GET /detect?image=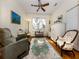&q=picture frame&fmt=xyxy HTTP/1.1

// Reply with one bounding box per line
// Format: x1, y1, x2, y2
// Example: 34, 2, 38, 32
11, 11, 21, 24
